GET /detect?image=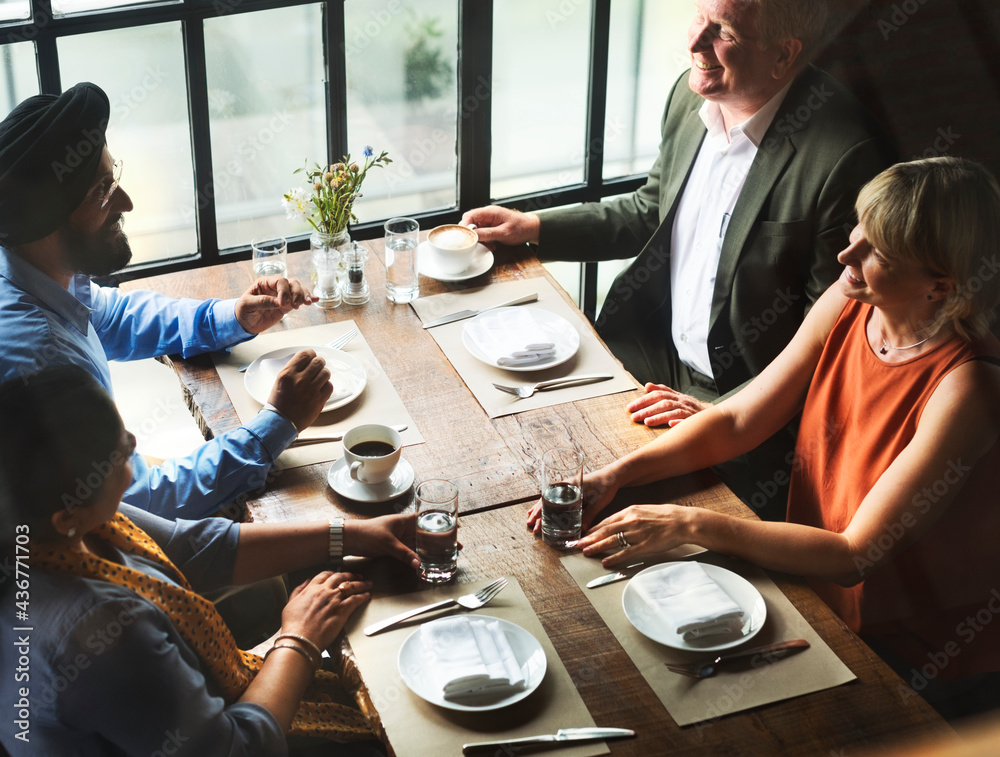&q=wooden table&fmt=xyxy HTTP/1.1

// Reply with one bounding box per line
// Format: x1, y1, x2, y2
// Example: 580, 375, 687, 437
122, 241, 951, 755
